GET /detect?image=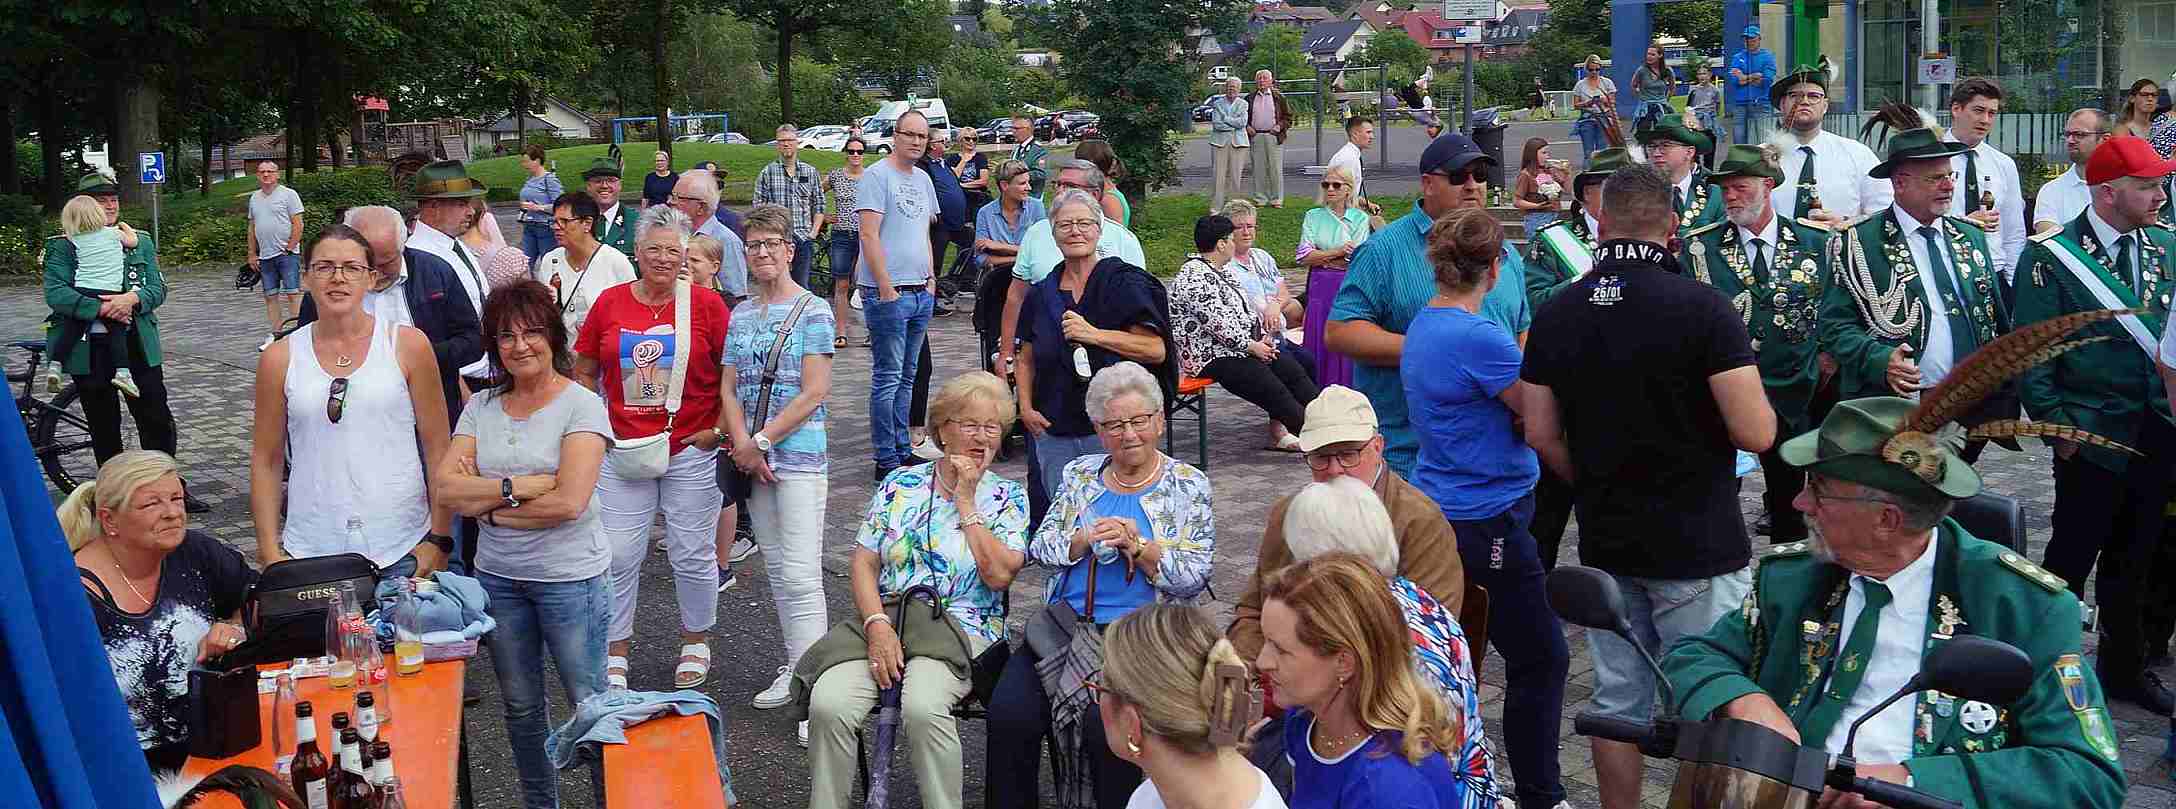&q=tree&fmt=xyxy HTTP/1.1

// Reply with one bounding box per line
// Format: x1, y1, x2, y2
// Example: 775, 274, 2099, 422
1649, 3, 1721, 56
941, 45, 1026, 126
1517, 28, 1603, 91
1243, 25, 1310, 83
837, 0, 953, 99
721, 0, 877, 125
1018, 0, 1250, 194
1354, 29, 1430, 84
